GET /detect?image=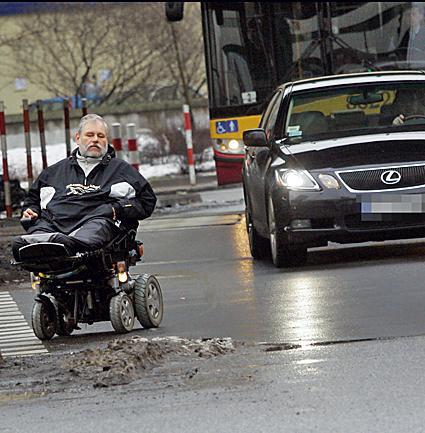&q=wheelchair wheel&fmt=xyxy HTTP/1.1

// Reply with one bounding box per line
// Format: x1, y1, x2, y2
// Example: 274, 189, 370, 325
31, 300, 57, 341
56, 306, 74, 337
134, 274, 163, 328
109, 292, 135, 333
